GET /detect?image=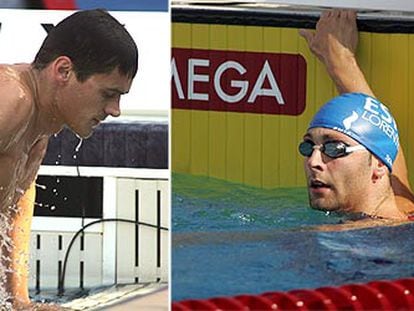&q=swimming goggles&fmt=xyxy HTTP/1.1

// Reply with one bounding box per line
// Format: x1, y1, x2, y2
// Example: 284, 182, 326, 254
298, 141, 366, 158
